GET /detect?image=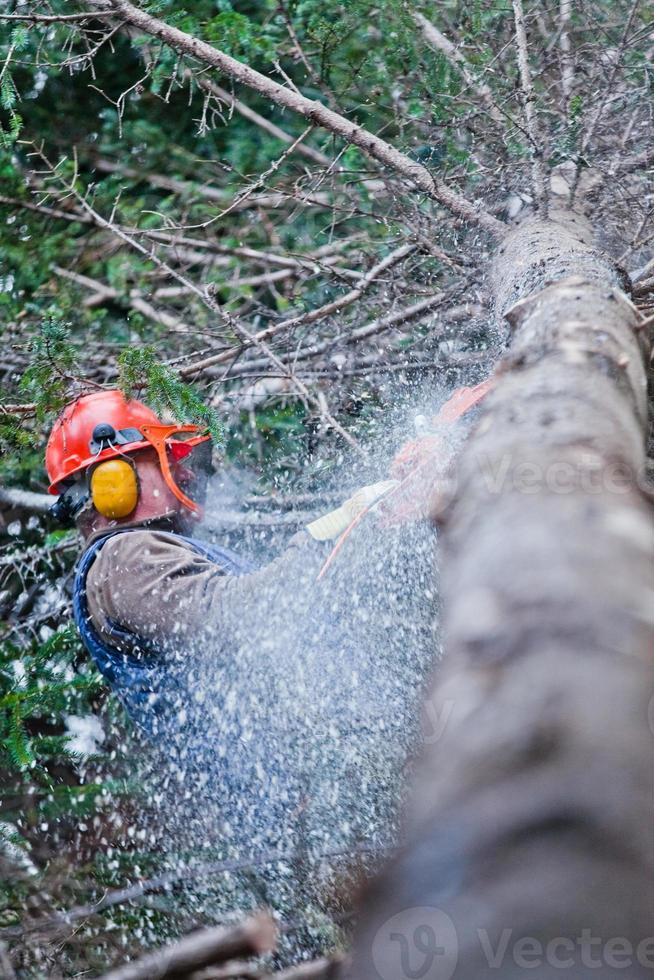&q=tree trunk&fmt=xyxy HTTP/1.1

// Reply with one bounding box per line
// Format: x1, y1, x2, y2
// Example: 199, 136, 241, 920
352, 212, 654, 979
